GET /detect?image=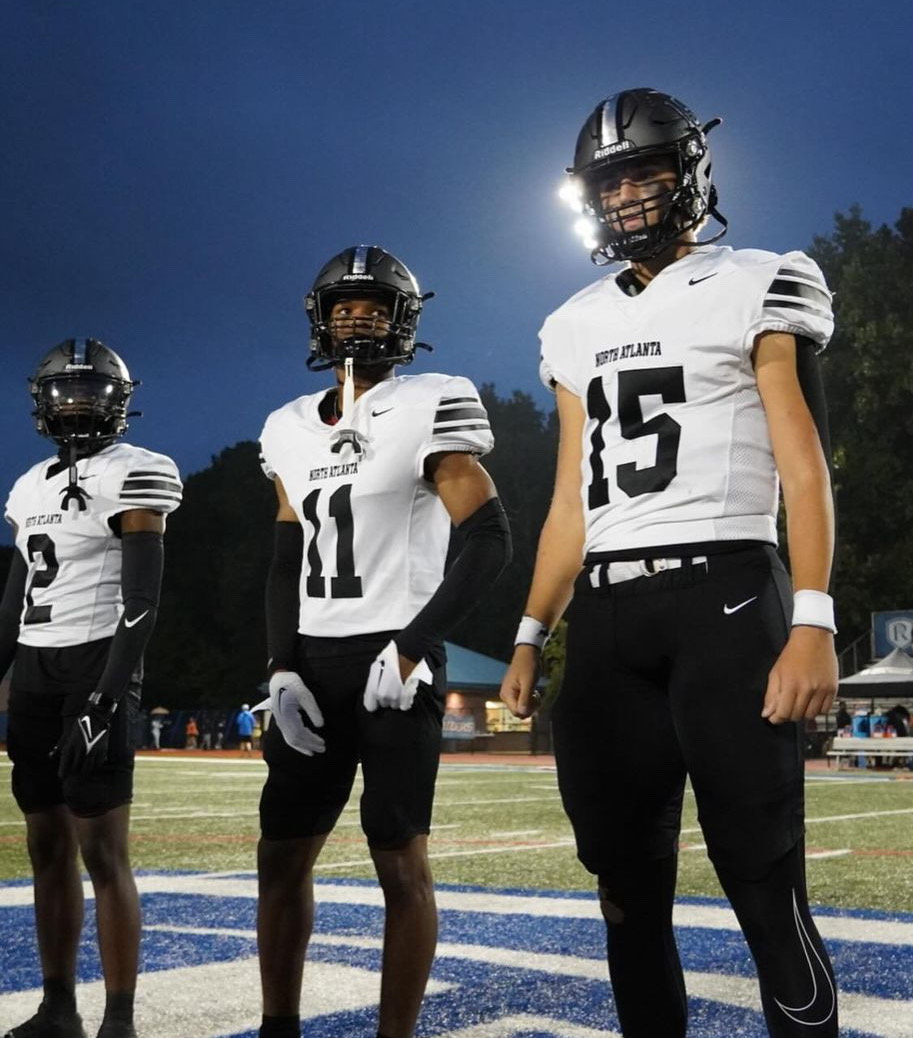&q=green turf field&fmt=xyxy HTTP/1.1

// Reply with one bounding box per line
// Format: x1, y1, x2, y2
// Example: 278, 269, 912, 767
1, 754, 911, 913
